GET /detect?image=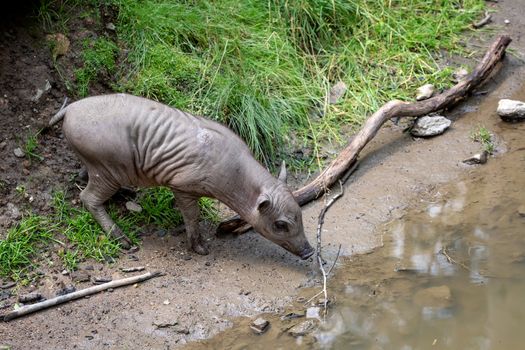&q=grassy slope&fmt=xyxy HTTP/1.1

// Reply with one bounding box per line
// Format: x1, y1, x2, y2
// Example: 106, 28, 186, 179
1, 0, 485, 280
